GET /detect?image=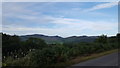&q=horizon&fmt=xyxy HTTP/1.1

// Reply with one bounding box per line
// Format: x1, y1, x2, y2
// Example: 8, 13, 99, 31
2, 2, 118, 37
2, 32, 117, 38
